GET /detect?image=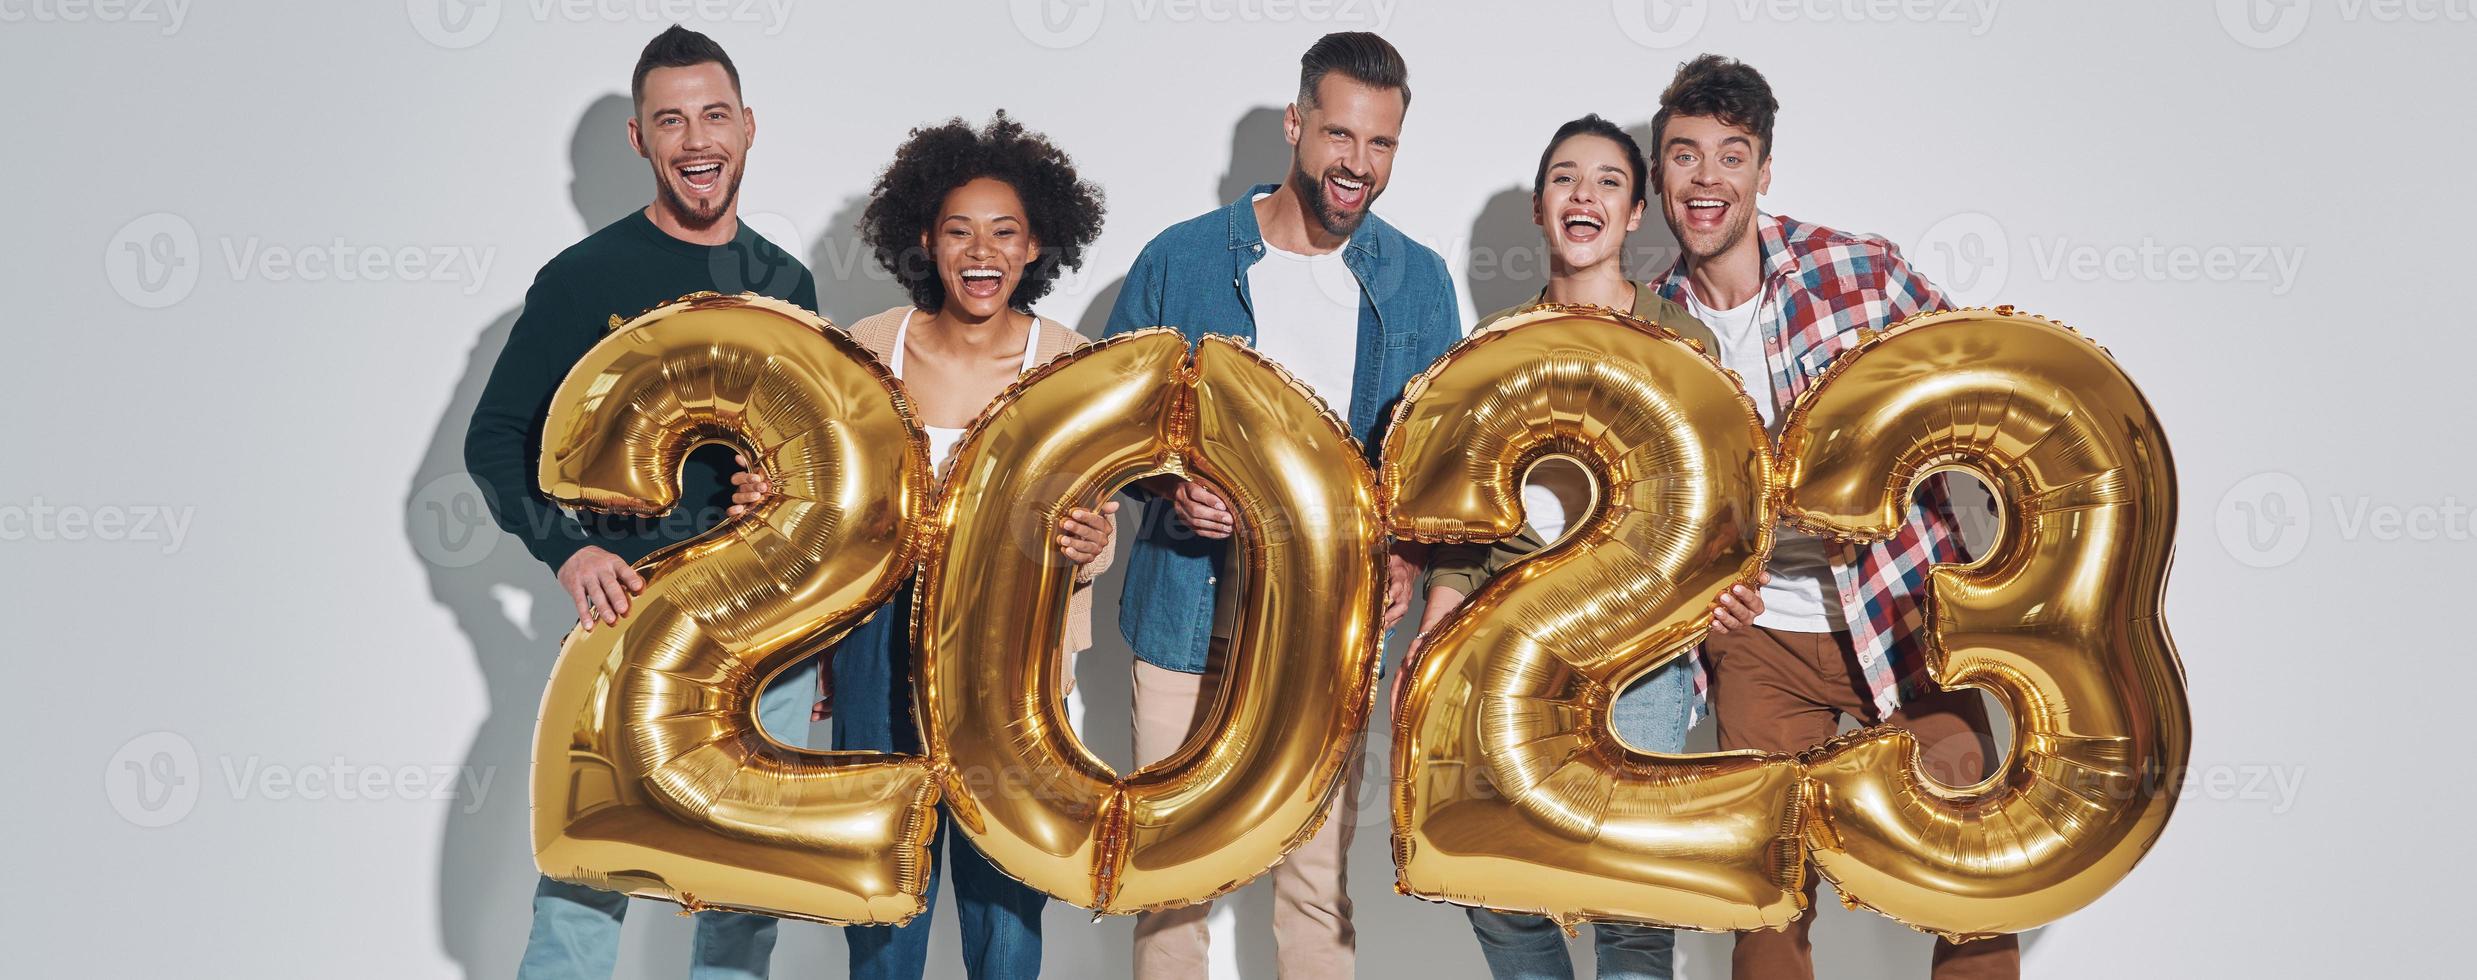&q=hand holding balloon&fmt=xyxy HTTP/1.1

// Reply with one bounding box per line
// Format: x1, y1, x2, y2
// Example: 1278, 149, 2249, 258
1708, 571, 1770, 634
725, 453, 770, 518
1057, 501, 1119, 565
1150, 474, 1236, 538
557, 545, 644, 629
